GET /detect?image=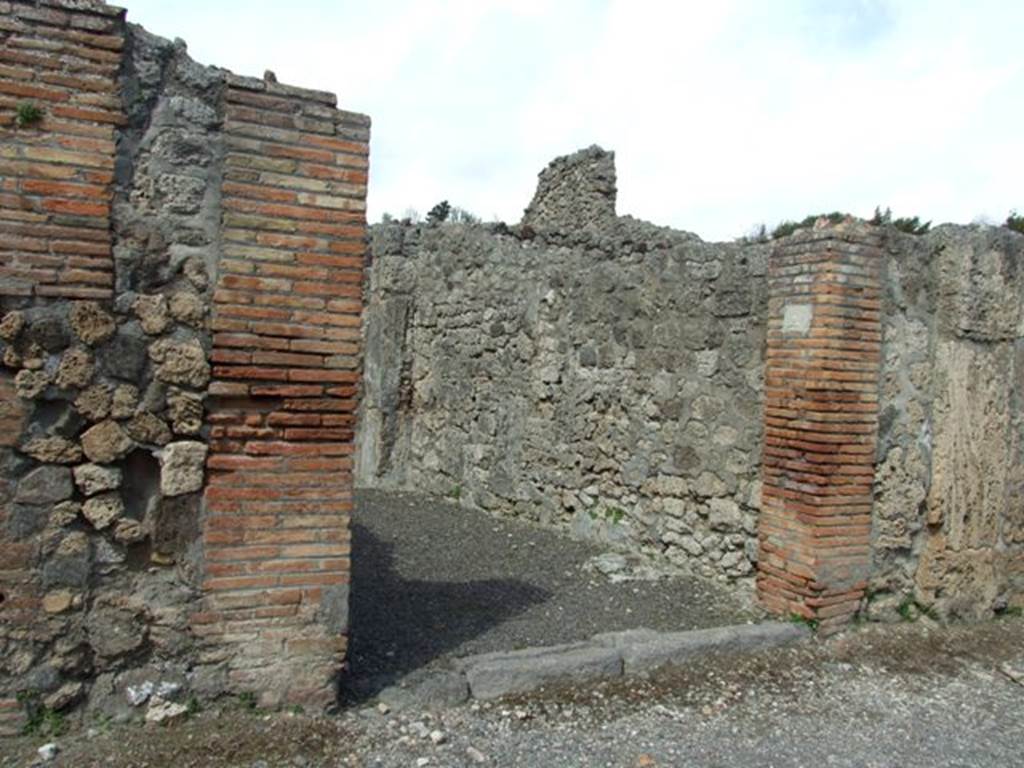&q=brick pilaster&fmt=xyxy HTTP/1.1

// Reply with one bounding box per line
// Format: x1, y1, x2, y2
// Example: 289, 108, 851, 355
196, 75, 369, 707
757, 222, 882, 633
0, 0, 123, 723
0, 0, 123, 302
